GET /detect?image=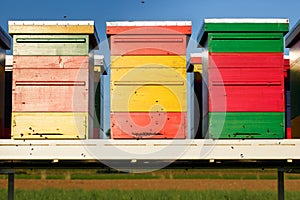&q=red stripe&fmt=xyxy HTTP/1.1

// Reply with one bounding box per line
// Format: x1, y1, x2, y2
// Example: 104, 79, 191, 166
209, 52, 284, 68
111, 112, 186, 139
110, 34, 188, 56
